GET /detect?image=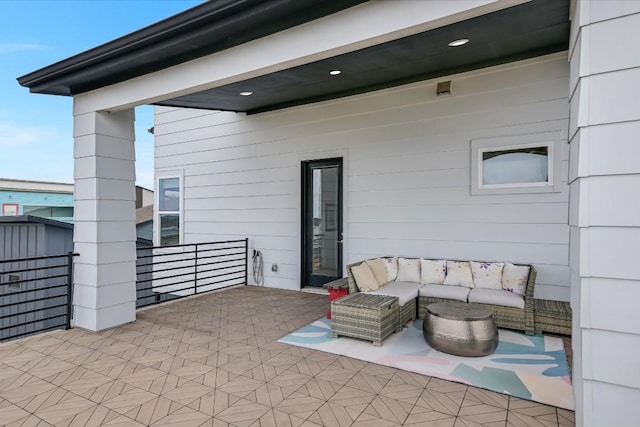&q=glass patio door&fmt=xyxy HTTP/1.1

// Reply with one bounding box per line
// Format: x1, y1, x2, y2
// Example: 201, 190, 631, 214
301, 158, 343, 287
